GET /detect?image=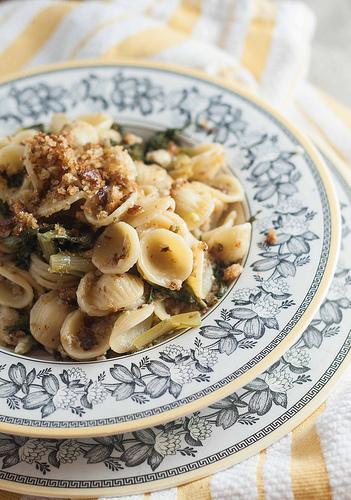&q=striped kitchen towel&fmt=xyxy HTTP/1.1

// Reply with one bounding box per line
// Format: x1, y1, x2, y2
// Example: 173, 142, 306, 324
0, 1, 350, 499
